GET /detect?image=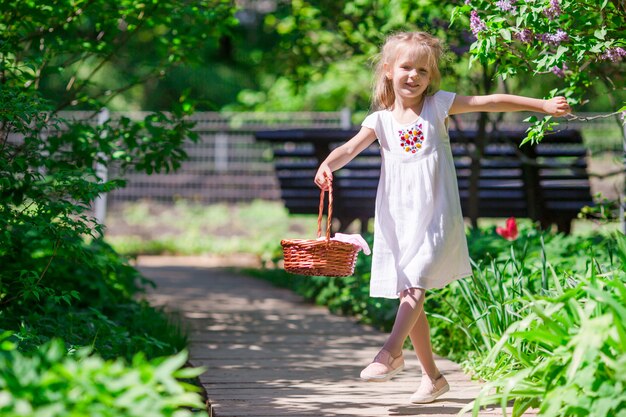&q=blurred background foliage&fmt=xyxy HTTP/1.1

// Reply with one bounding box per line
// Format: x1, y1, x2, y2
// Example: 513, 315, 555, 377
25, 0, 622, 114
